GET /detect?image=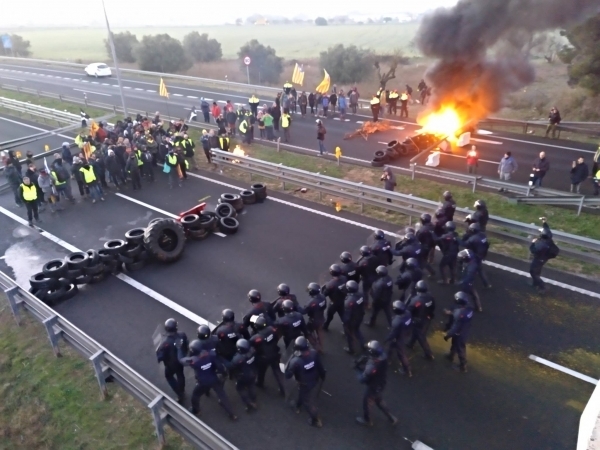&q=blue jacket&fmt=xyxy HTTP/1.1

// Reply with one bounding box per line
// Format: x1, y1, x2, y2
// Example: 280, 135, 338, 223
337, 96, 347, 109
